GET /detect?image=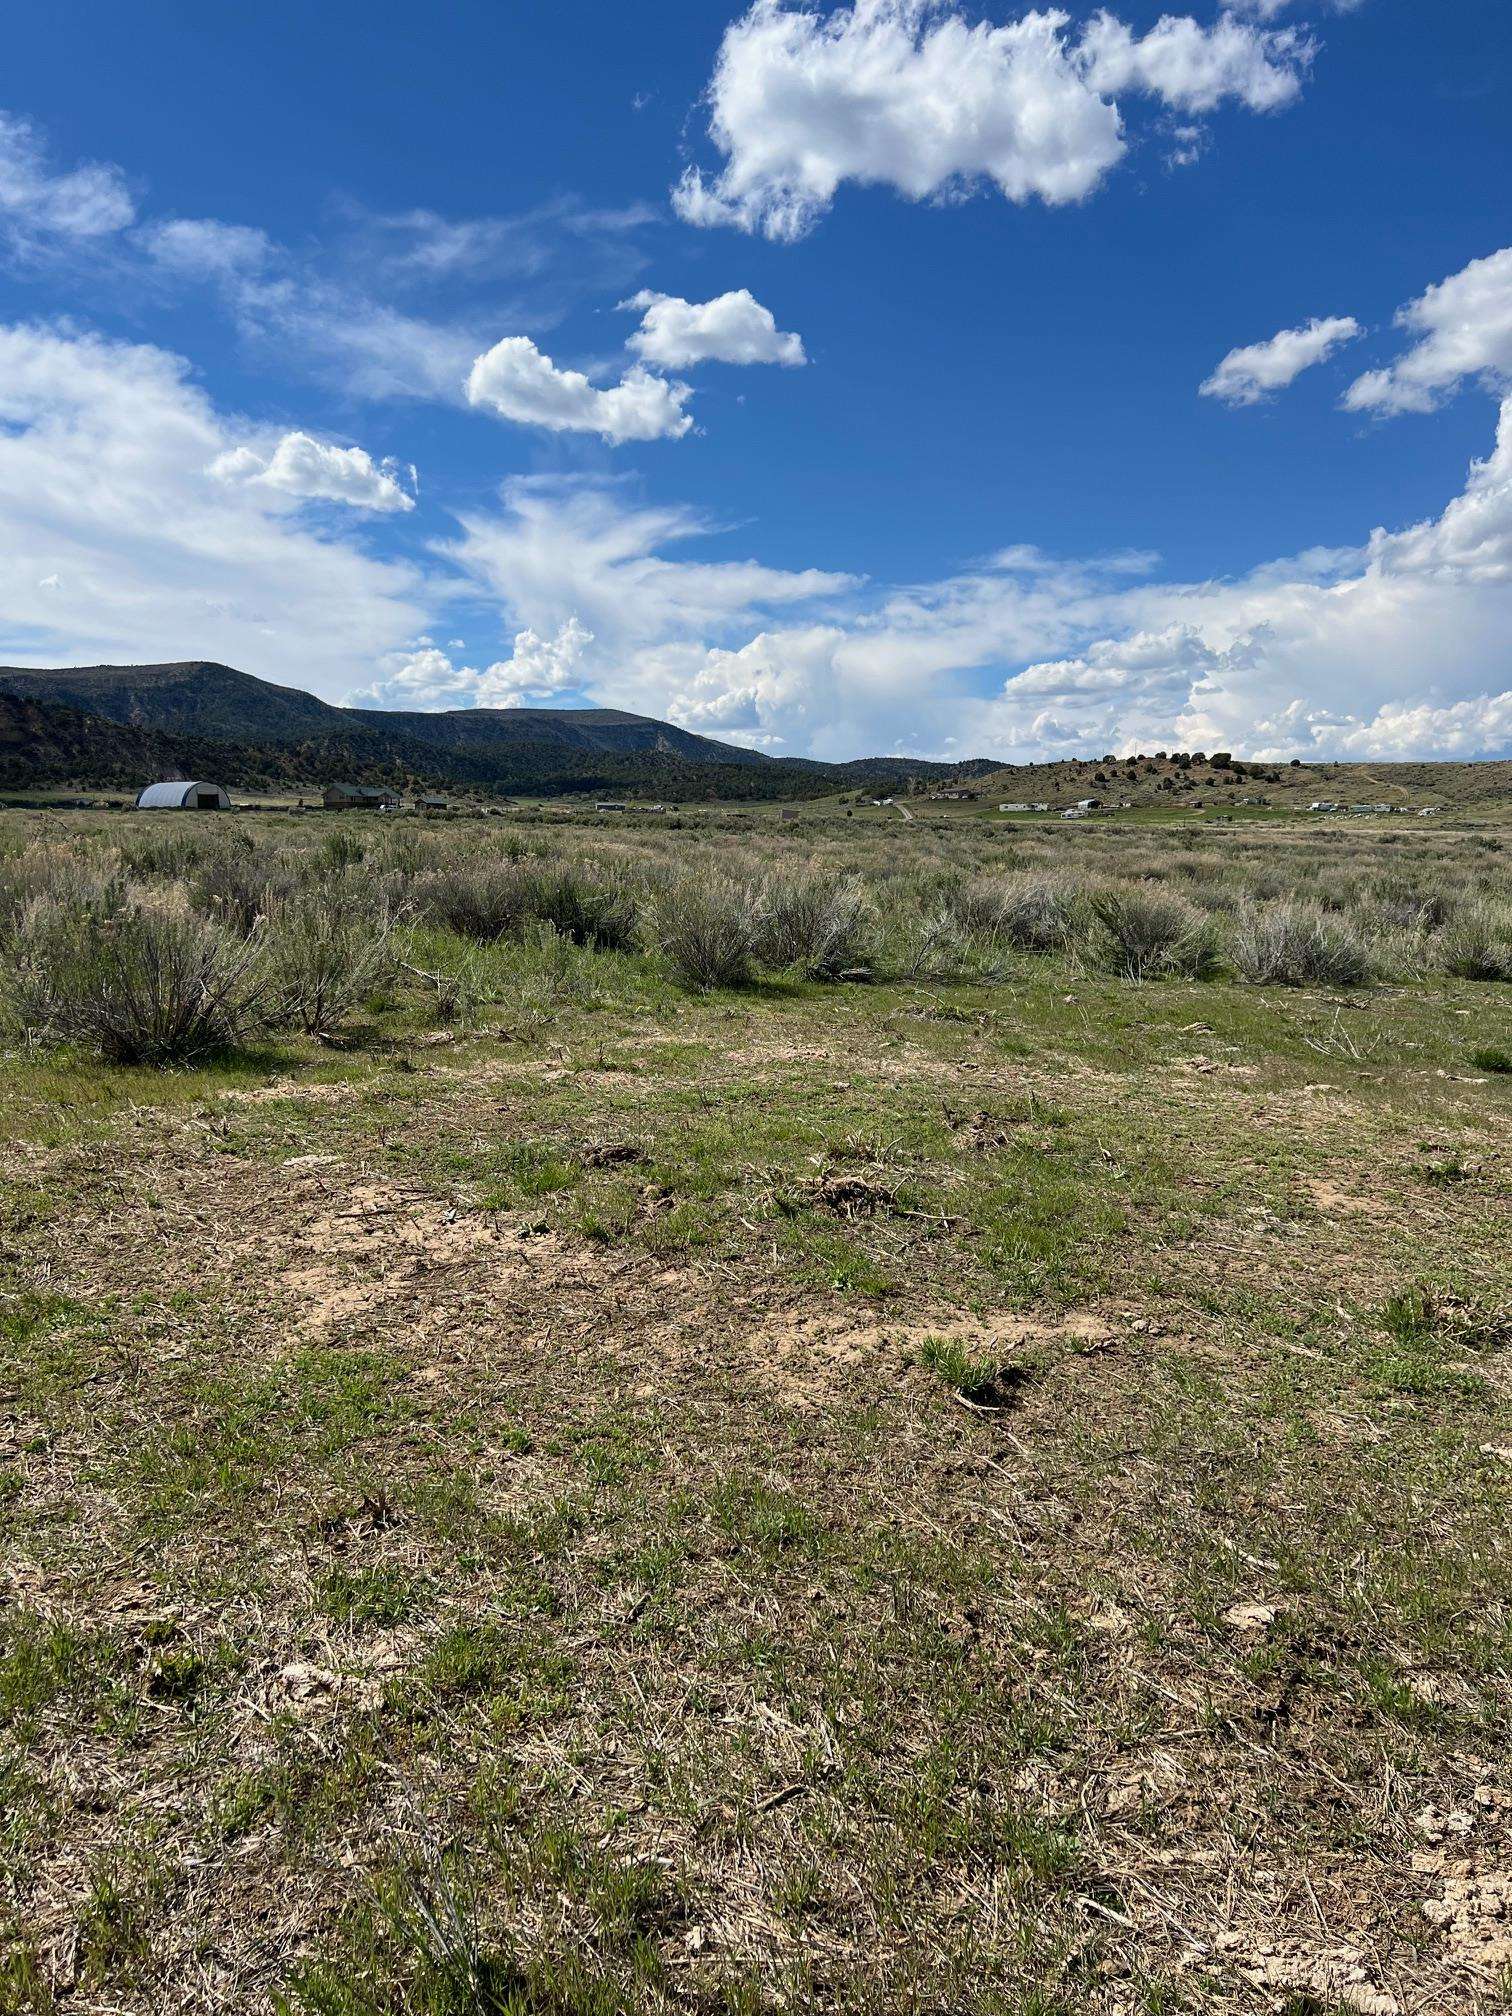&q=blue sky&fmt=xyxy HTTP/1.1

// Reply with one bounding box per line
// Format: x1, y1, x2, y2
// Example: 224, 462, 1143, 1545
1, 0, 1510, 760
